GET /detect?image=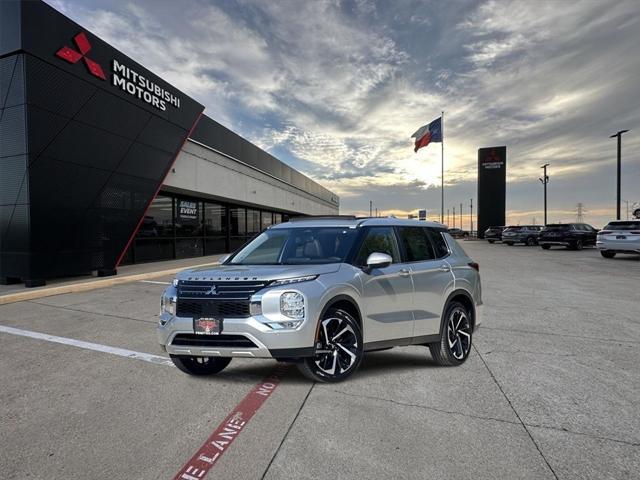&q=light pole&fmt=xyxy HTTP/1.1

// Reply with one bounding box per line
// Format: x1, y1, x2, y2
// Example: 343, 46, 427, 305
453, 206, 456, 228
610, 130, 629, 220
623, 200, 630, 220
470, 199, 473, 234
539, 163, 550, 225
447, 209, 450, 226
369, 200, 373, 217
